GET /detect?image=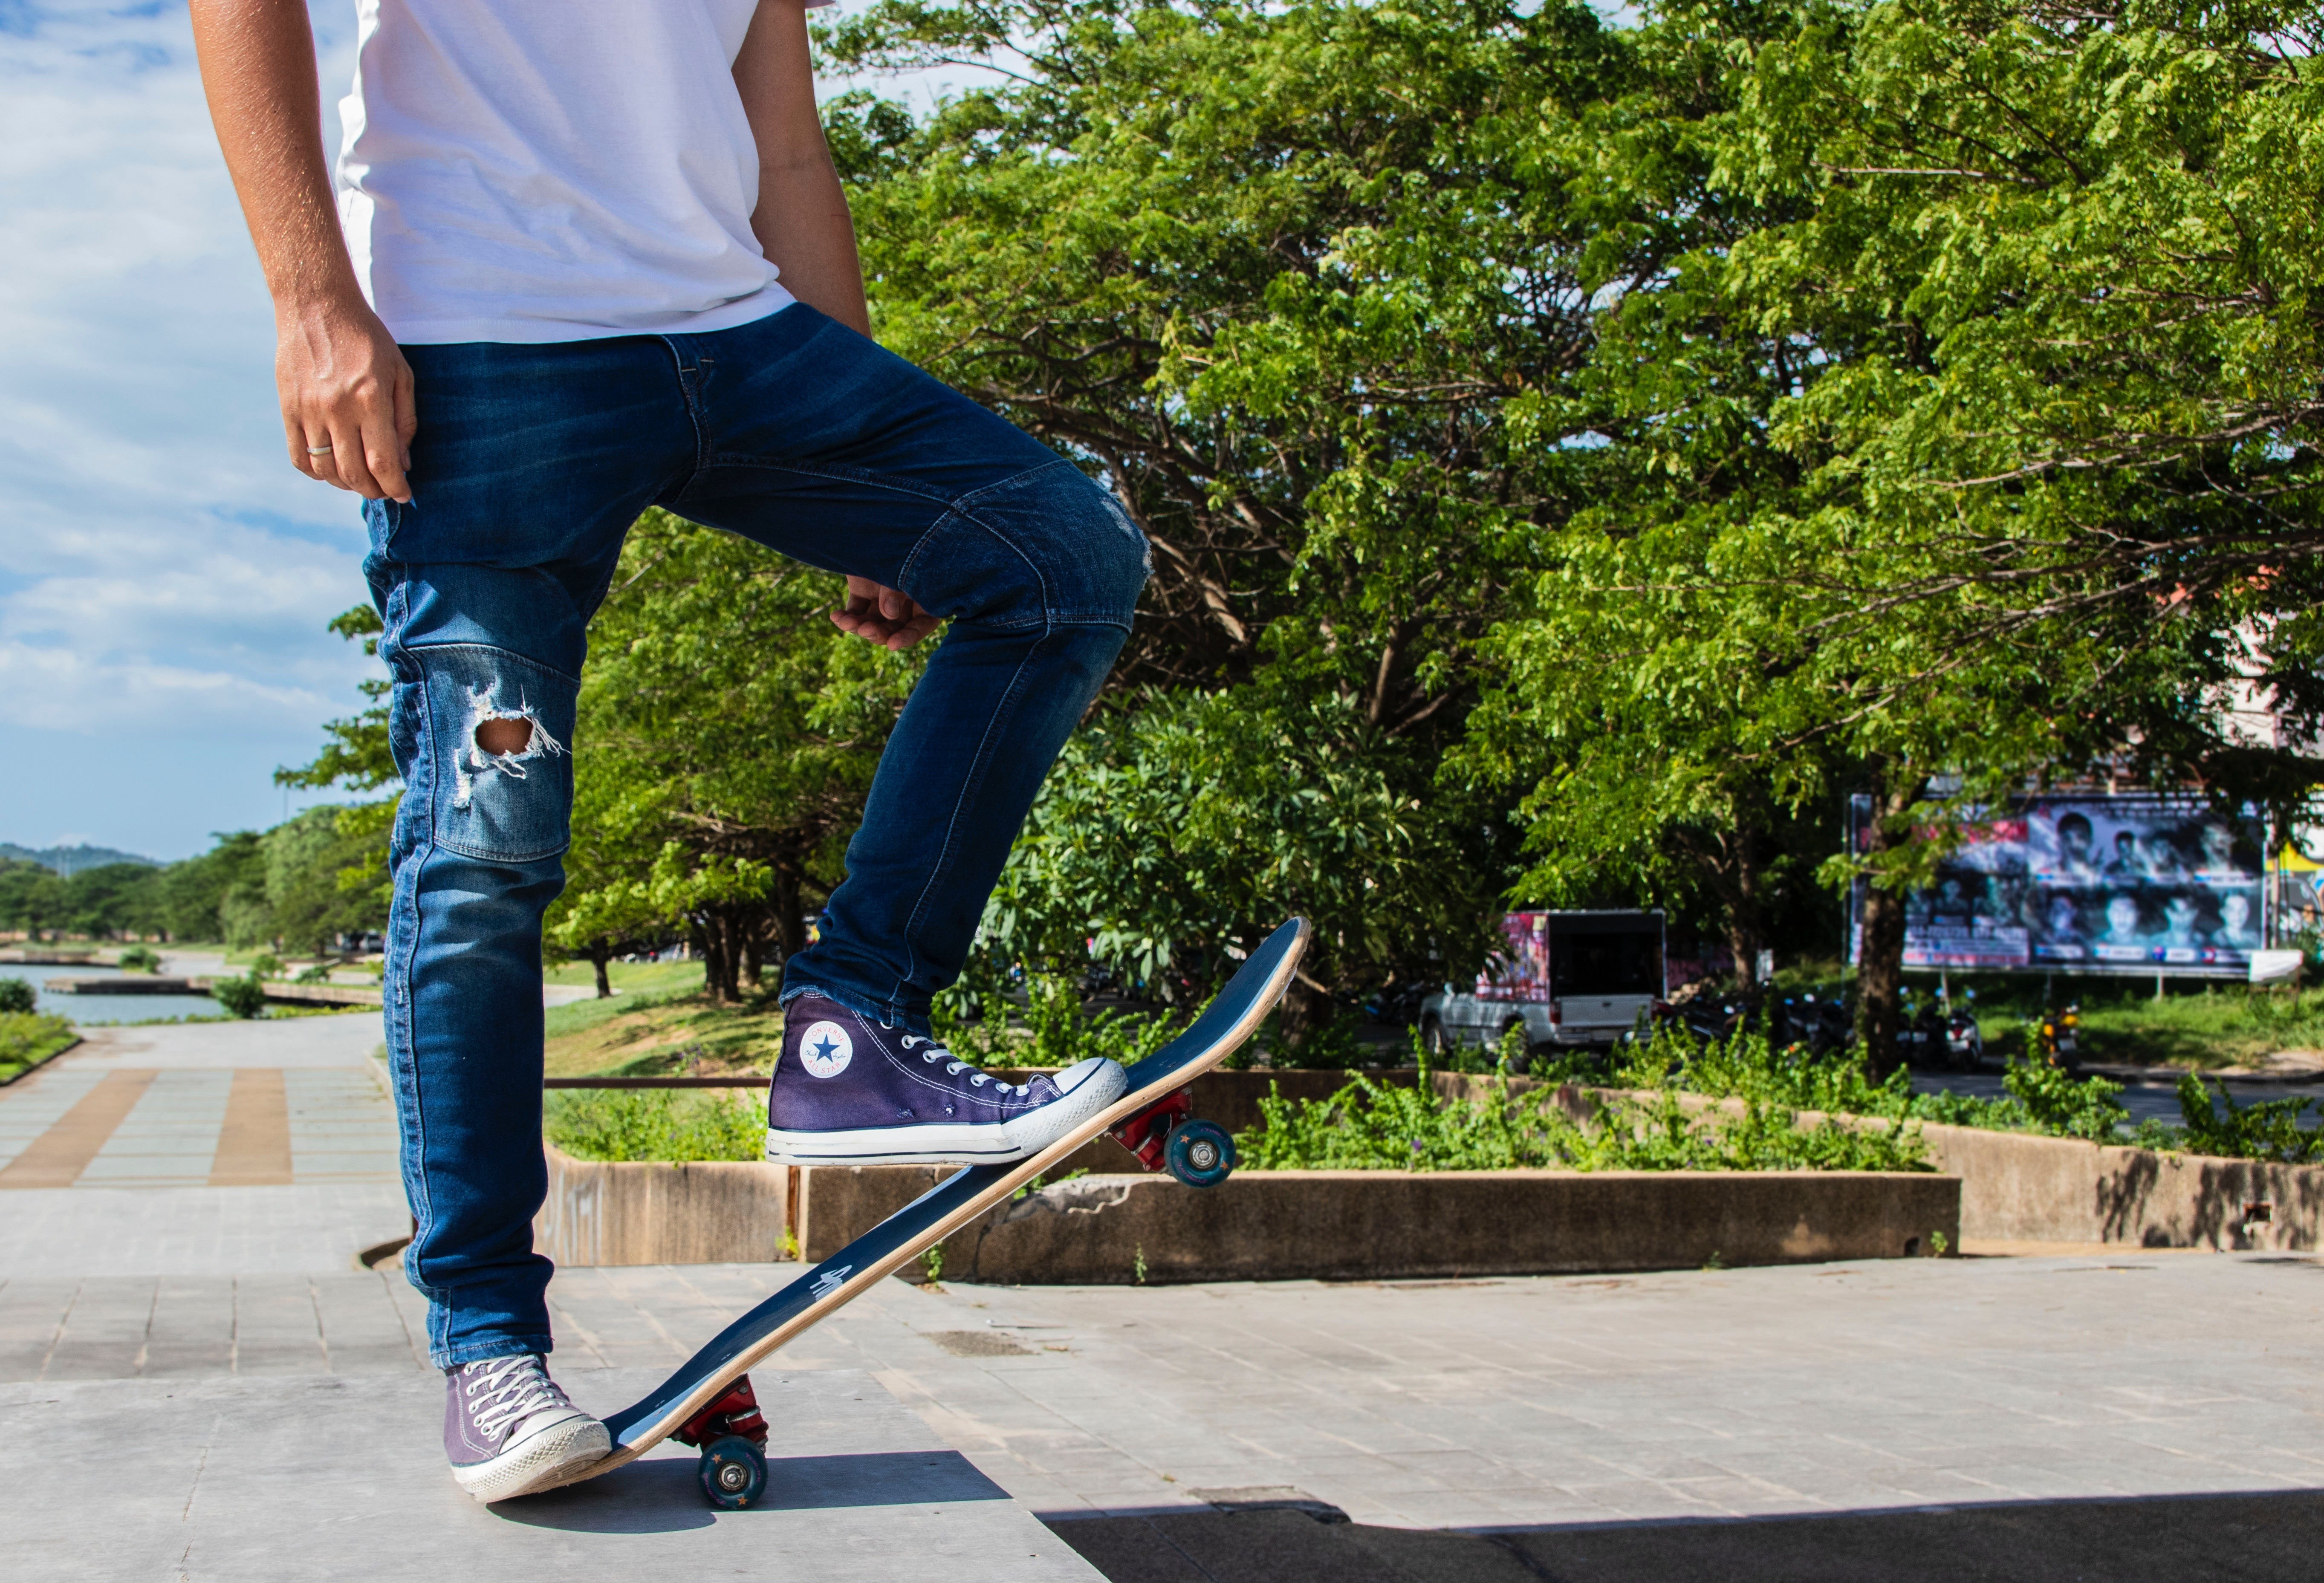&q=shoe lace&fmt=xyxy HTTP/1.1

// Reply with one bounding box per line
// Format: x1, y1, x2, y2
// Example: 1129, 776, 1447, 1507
464, 1355, 572, 1438
901, 1034, 1022, 1093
